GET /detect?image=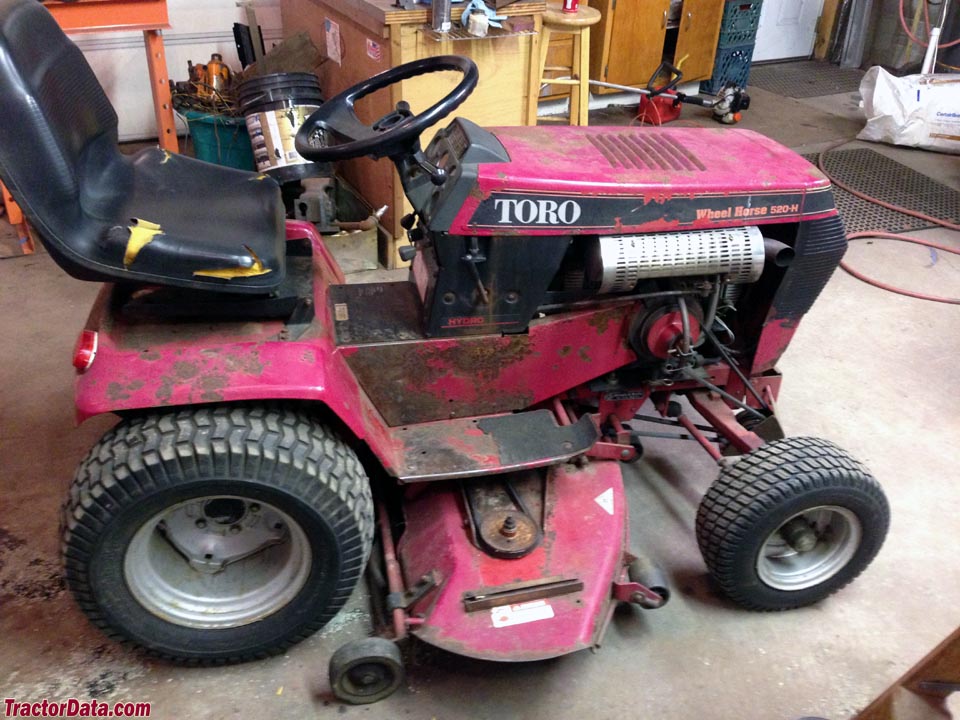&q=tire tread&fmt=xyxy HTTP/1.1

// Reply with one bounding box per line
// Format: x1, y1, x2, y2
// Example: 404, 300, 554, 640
61, 404, 374, 665
695, 436, 888, 611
